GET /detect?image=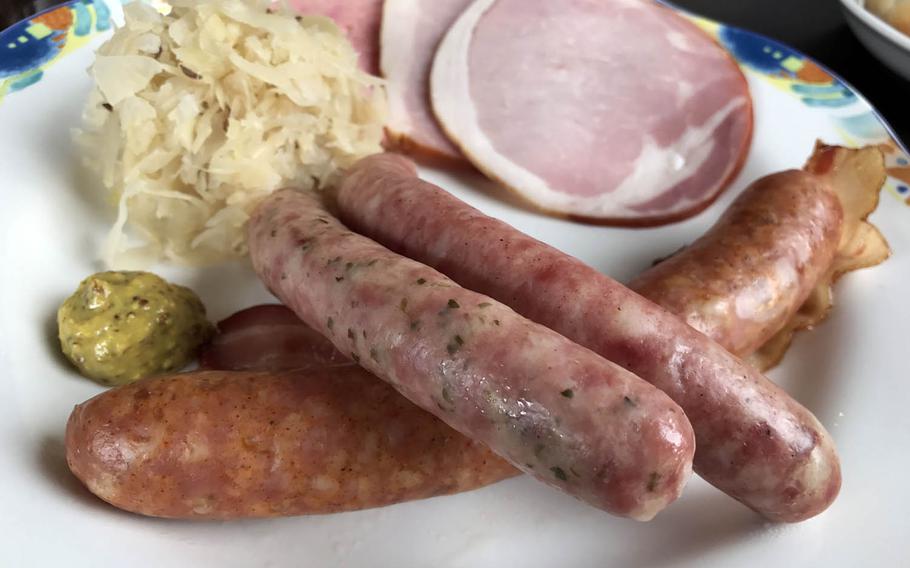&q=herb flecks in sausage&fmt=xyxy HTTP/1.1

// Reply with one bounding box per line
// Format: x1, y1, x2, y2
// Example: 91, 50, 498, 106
330, 153, 848, 523
647, 472, 661, 492
446, 335, 463, 355
250, 187, 697, 520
